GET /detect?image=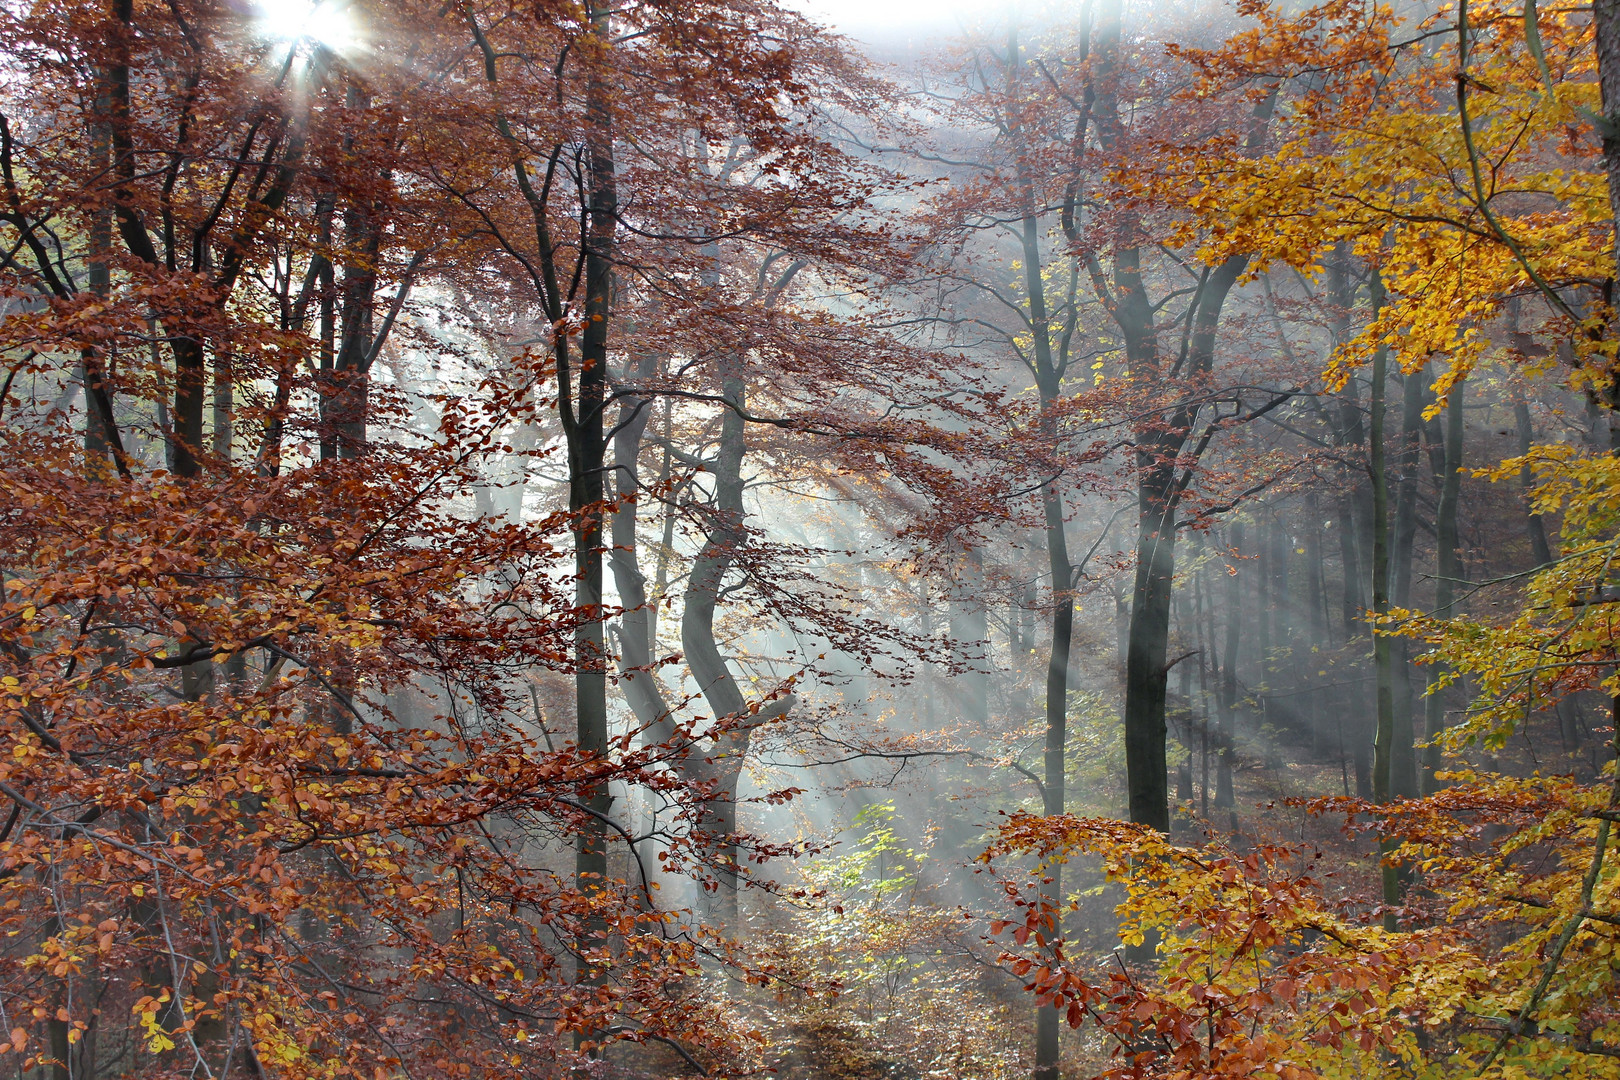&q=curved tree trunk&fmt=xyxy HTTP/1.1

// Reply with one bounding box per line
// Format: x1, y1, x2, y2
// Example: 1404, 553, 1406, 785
609, 353, 672, 743
679, 351, 793, 934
